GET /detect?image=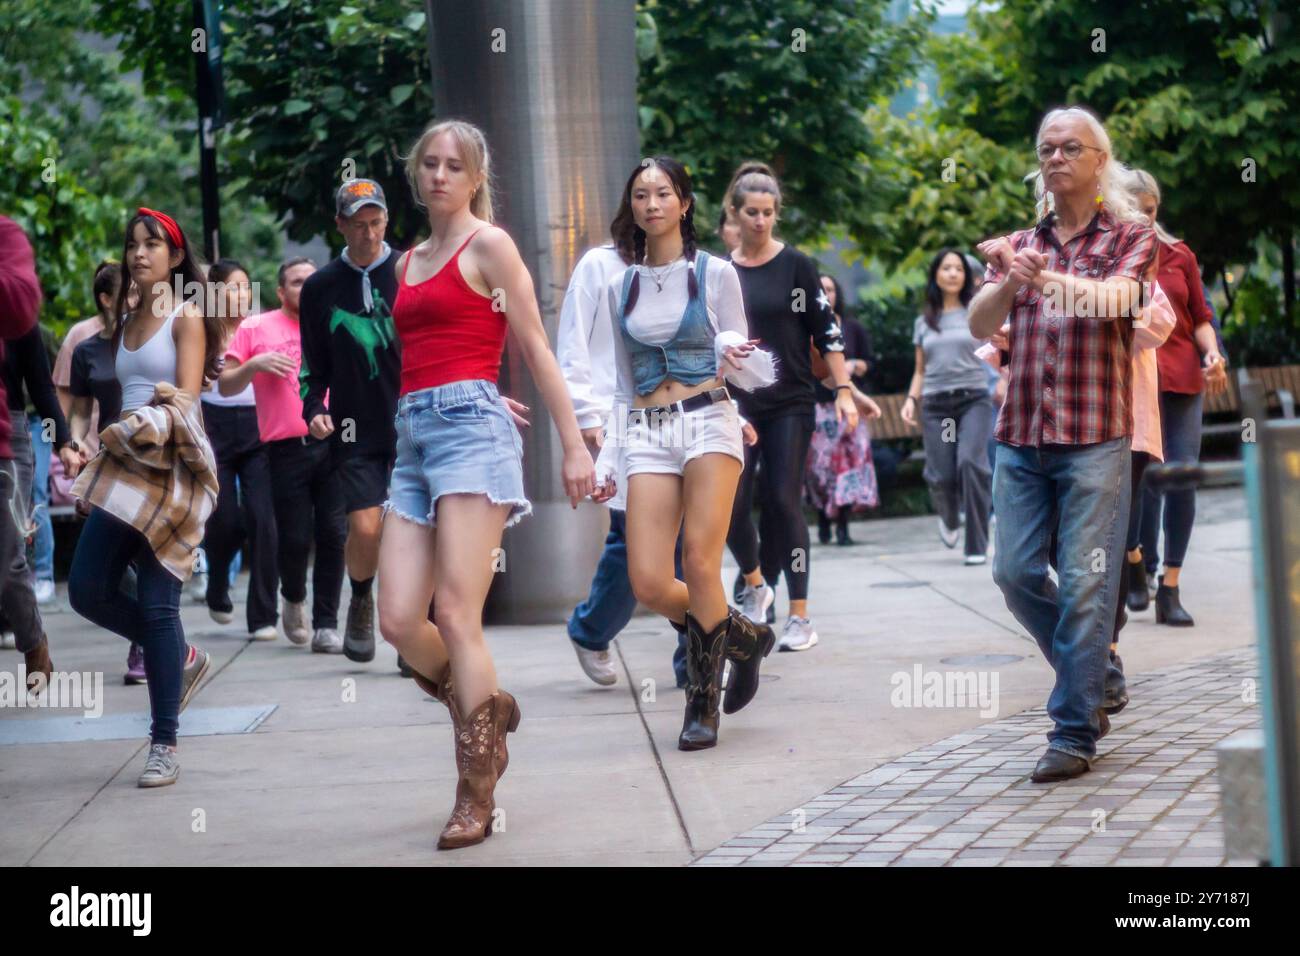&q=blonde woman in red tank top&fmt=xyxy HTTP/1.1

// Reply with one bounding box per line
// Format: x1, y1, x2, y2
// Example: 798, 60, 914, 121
378, 120, 595, 850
